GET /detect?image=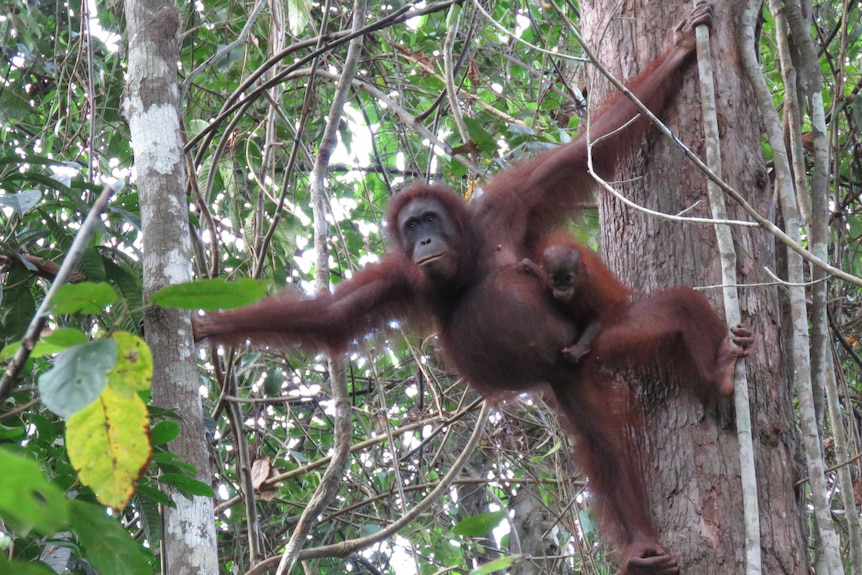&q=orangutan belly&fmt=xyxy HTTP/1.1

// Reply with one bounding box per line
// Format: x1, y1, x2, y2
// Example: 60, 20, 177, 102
440, 266, 577, 394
